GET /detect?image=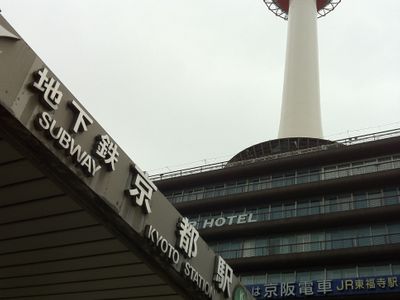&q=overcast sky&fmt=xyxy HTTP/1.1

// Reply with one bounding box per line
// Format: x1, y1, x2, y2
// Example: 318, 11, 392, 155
1, 1, 400, 174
